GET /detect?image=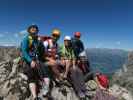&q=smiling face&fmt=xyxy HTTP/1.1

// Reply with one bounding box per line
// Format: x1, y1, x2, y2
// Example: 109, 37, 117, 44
29, 27, 38, 39
51, 29, 61, 42
75, 36, 80, 40
29, 27, 38, 34
52, 34, 60, 42
64, 40, 71, 47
